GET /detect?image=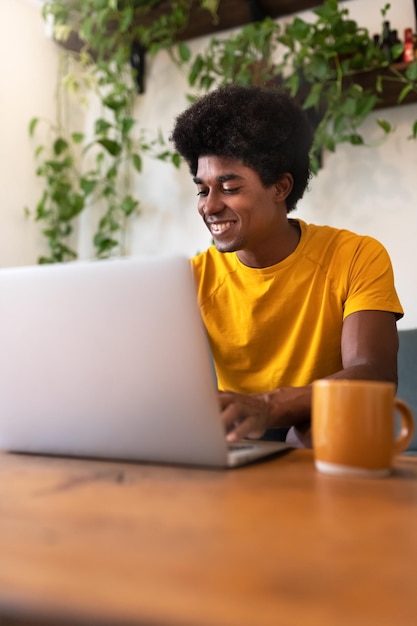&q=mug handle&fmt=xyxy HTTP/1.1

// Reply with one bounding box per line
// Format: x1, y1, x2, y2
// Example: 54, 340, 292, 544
393, 398, 415, 455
